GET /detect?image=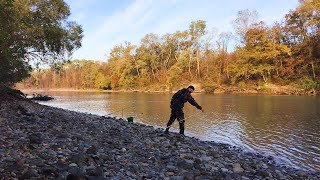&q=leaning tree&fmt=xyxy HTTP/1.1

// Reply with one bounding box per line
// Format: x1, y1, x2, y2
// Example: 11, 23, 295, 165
0, 0, 83, 86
